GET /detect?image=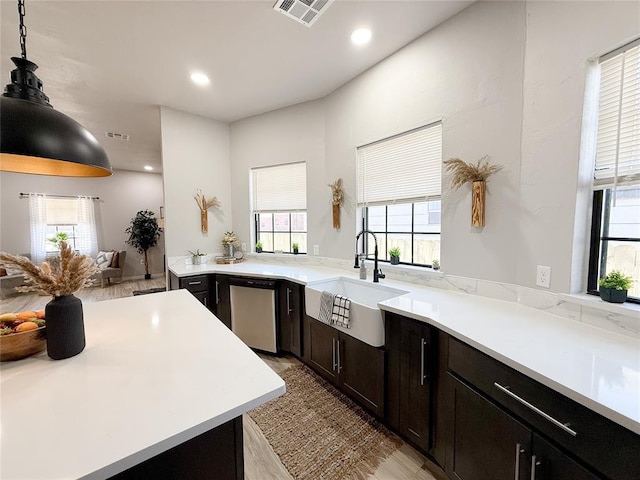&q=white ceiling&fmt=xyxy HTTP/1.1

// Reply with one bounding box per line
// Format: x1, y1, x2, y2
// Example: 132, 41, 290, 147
0, 0, 473, 173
